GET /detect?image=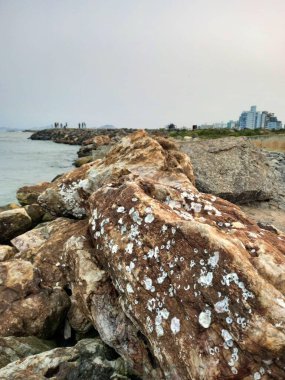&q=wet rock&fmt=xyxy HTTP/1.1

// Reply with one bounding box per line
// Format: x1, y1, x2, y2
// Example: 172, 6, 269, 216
74, 156, 93, 167
78, 144, 94, 157
17, 182, 51, 206
0, 259, 70, 337
0, 338, 129, 380
0, 208, 32, 243
0, 336, 56, 369
180, 137, 276, 203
